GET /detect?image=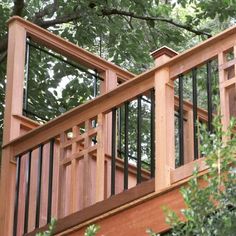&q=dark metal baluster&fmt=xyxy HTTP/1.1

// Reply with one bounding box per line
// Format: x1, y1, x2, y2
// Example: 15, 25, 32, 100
24, 151, 32, 234
178, 75, 184, 166
94, 70, 98, 98
192, 68, 199, 160
124, 102, 129, 190
207, 61, 213, 133
24, 40, 30, 112
47, 139, 55, 223
111, 108, 117, 196
35, 144, 43, 228
13, 156, 21, 236
150, 89, 155, 177
118, 107, 122, 157
137, 96, 142, 184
